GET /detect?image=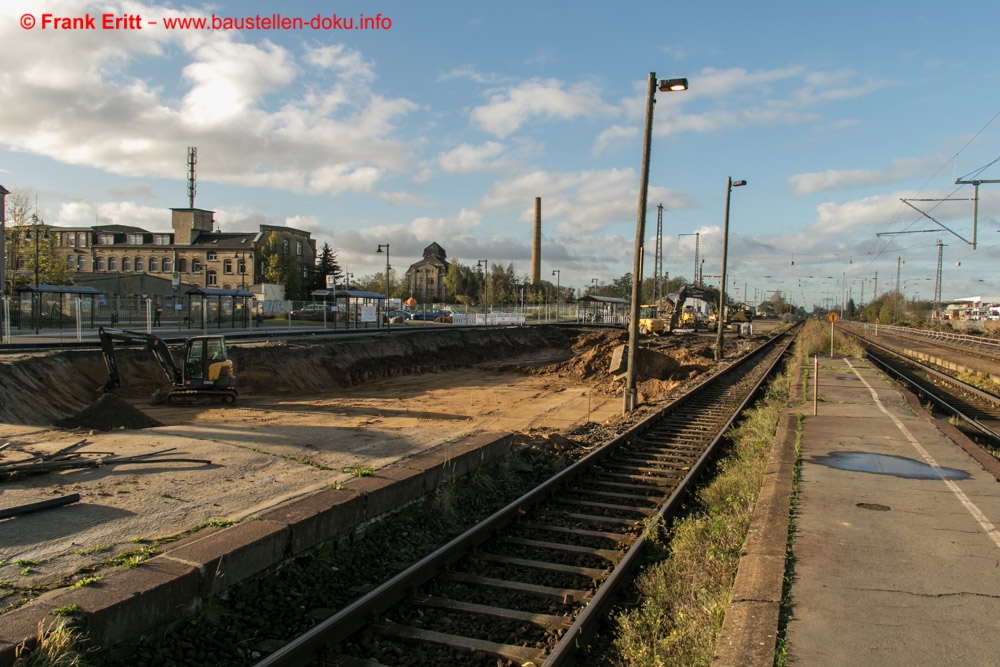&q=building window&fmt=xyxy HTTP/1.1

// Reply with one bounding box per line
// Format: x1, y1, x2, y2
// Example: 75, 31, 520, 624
296, 241, 302, 256
66, 234, 76, 248
177, 258, 187, 273
223, 259, 233, 274
77, 256, 86, 271
162, 258, 172, 273
302, 266, 308, 278
96, 257, 106, 271
109, 257, 118, 271
207, 251, 217, 261
283, 239, 289, 253
67, 257, 75, 270
149, 258, 159, 272
78, 233, 87, 248
135, 257, 144, 272
154, 234, 170, 246
122, 257, 131, 271
207, 270, 217, 286
127, 234, 144, 245
192, 258, 202, 272
99, 234, 115, 245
